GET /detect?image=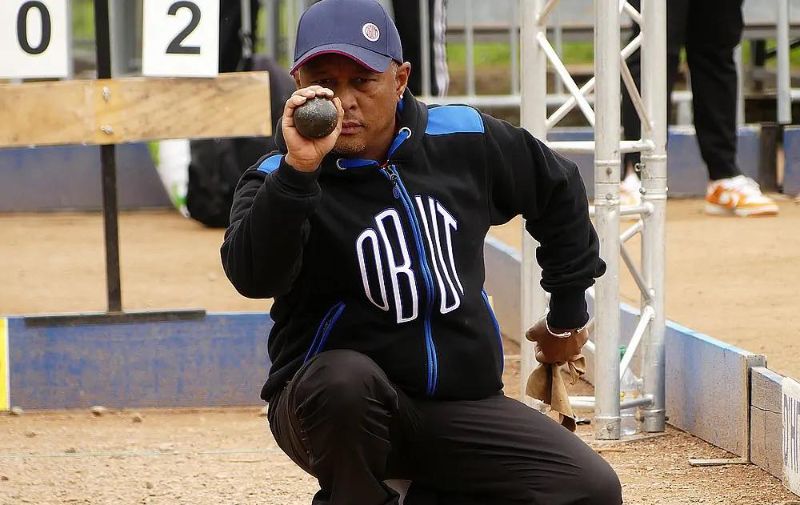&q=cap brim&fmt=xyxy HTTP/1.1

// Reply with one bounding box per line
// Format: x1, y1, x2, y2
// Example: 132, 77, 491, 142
290, 43, 392, 74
